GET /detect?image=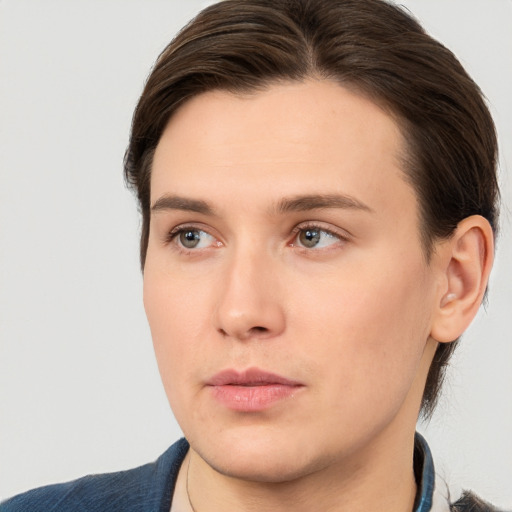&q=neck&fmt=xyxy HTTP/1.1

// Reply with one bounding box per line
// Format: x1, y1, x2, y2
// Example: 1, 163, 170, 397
185, 426, 418, 512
